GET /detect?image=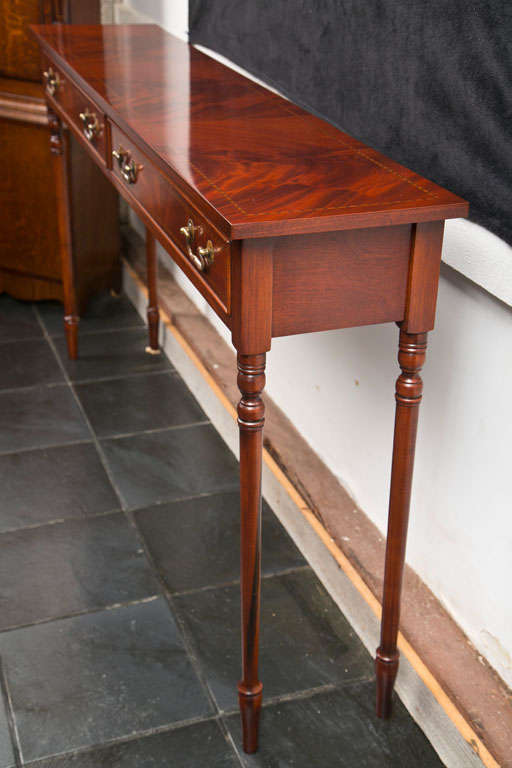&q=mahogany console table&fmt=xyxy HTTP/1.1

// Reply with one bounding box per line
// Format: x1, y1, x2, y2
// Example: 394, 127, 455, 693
32, 24, 468, 754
